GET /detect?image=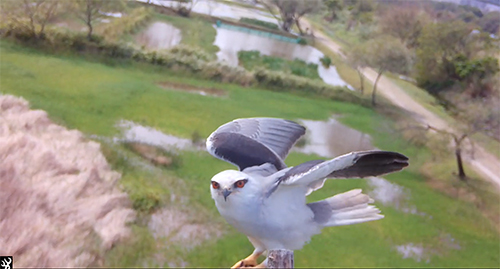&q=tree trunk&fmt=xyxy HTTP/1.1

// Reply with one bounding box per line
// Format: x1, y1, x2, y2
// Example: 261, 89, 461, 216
357, 68, 364, 94
87, 22, 93, 40
86, 0, 93, 40
372, 70, 383, 106
455, 147, 467, 180
295, 18, 304, 35
281, 18, 293, 32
